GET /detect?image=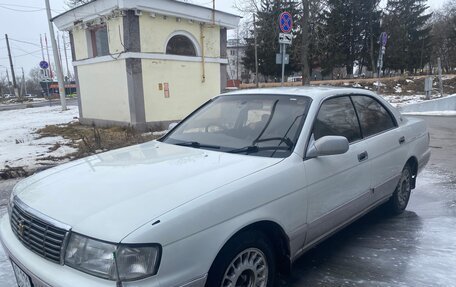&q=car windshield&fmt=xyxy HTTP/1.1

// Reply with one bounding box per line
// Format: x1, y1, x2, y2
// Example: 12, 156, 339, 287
161, 94, 311, 158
